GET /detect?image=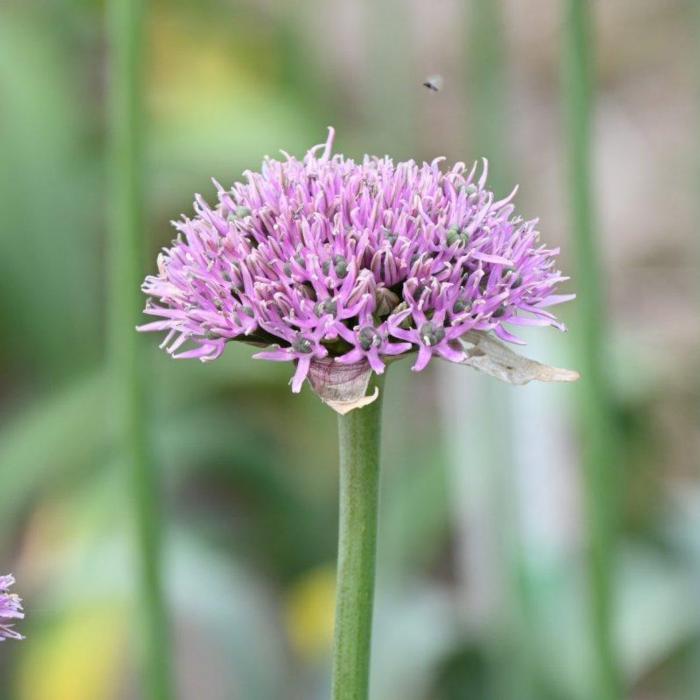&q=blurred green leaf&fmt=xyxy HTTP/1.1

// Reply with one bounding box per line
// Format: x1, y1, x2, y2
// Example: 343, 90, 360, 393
0, 373, 107, 539
0, 11, 100, 377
